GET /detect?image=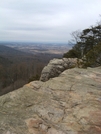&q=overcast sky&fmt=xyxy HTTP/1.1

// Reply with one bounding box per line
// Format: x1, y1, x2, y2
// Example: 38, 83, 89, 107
0, 0, 101, 43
